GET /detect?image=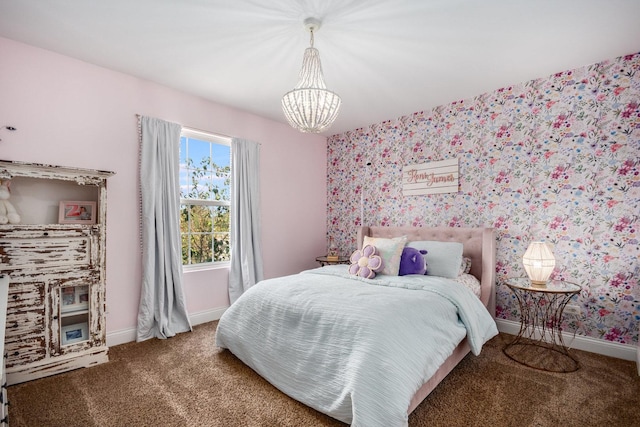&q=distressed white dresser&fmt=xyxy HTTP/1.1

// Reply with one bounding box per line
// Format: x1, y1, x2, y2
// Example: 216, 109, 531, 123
0, 160, 114, 385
